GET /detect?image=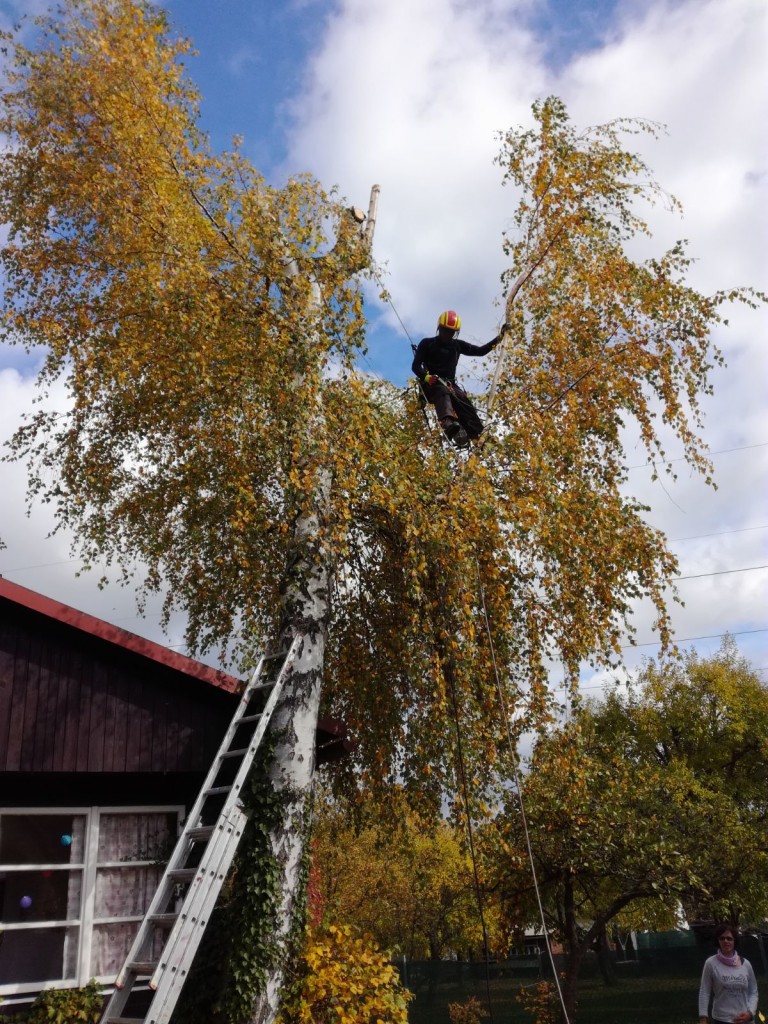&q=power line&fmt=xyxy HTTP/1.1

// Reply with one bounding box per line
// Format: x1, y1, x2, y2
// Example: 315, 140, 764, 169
670, 524, 768, 543
622, 627, 768, 650
475, 556, 571, 1024
672, 564, 768, 582
626, 441, 768, 472
555, 629, 768, 691
7, 554, 768, 584
0, 557, 82, 573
